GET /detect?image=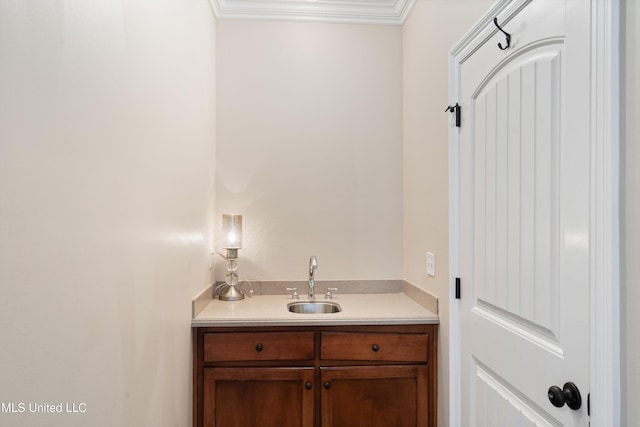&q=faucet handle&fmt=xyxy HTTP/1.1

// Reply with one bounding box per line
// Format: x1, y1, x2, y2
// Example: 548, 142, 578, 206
325, 287, 338, 299
286, 287, 299, 299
